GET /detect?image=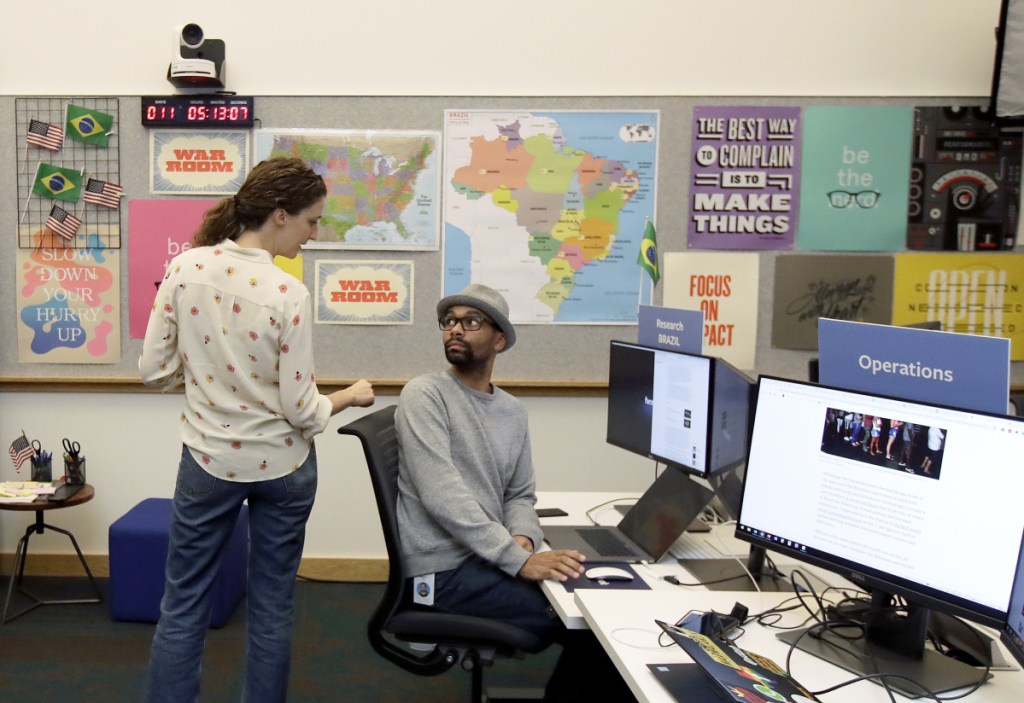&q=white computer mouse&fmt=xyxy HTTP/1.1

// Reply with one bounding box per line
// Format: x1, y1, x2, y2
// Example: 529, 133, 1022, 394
584, 566, 634, 582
